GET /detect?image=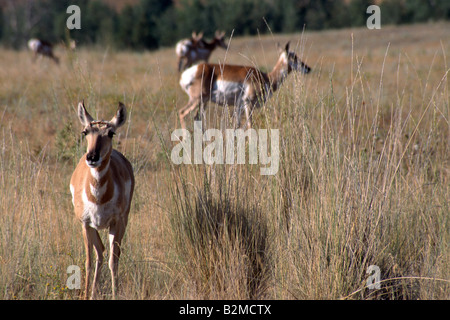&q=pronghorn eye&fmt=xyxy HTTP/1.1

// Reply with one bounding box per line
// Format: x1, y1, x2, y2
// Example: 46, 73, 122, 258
81, 130, 88, 136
